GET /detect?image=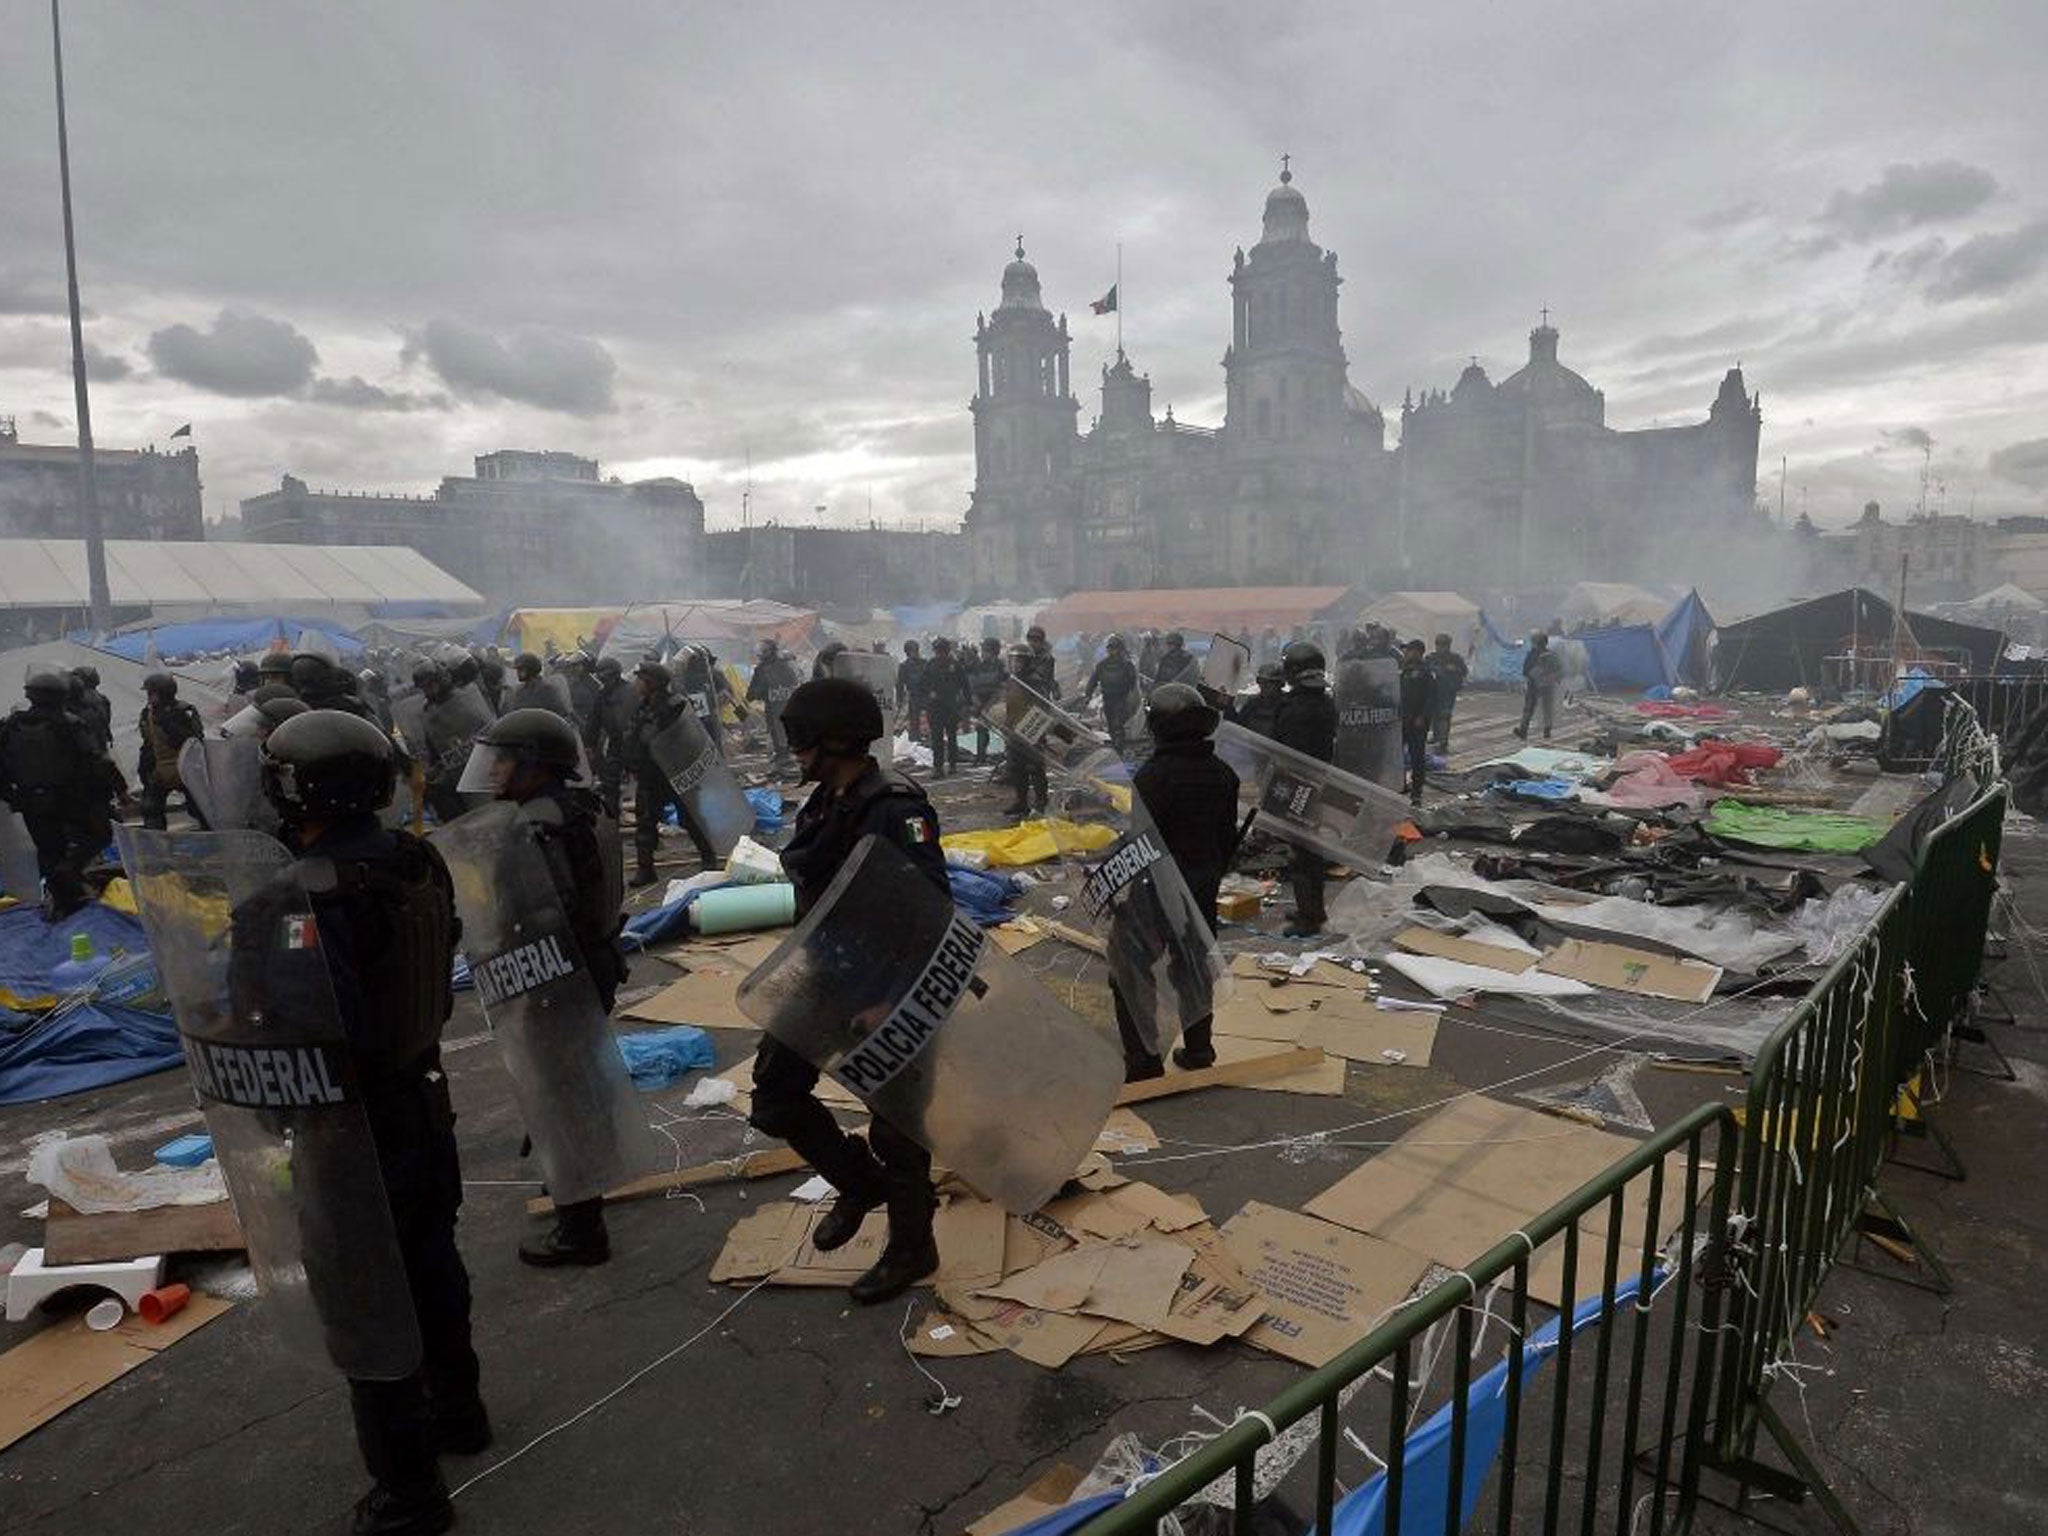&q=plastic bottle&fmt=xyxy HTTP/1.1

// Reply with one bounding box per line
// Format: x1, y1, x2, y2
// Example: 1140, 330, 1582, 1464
50, 932, 113, 994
